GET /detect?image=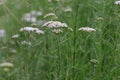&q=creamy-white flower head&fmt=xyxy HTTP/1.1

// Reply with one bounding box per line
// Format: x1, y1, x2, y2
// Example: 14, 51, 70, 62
30, 10, 42, 16
22, 13, 36, 23
90, 59, 99, 64
52, 29, 63, 34
48, 0, 59, 3
35, 30, 44, 34
43, 21, 68, 28
20, 27, 38, 32
43, 13, 57, 19
0, 29, 6, 37
12, 34, 19, 39
78, 27, 96, 32
36, 11, 42, 16
21, 41, 32, 46
20, 27, 44, 34
22, 10, 42, 23
115, 1, 120, 5
0, 62, 14, 68
64, 7, 72, 12
68, 27, 73, 31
